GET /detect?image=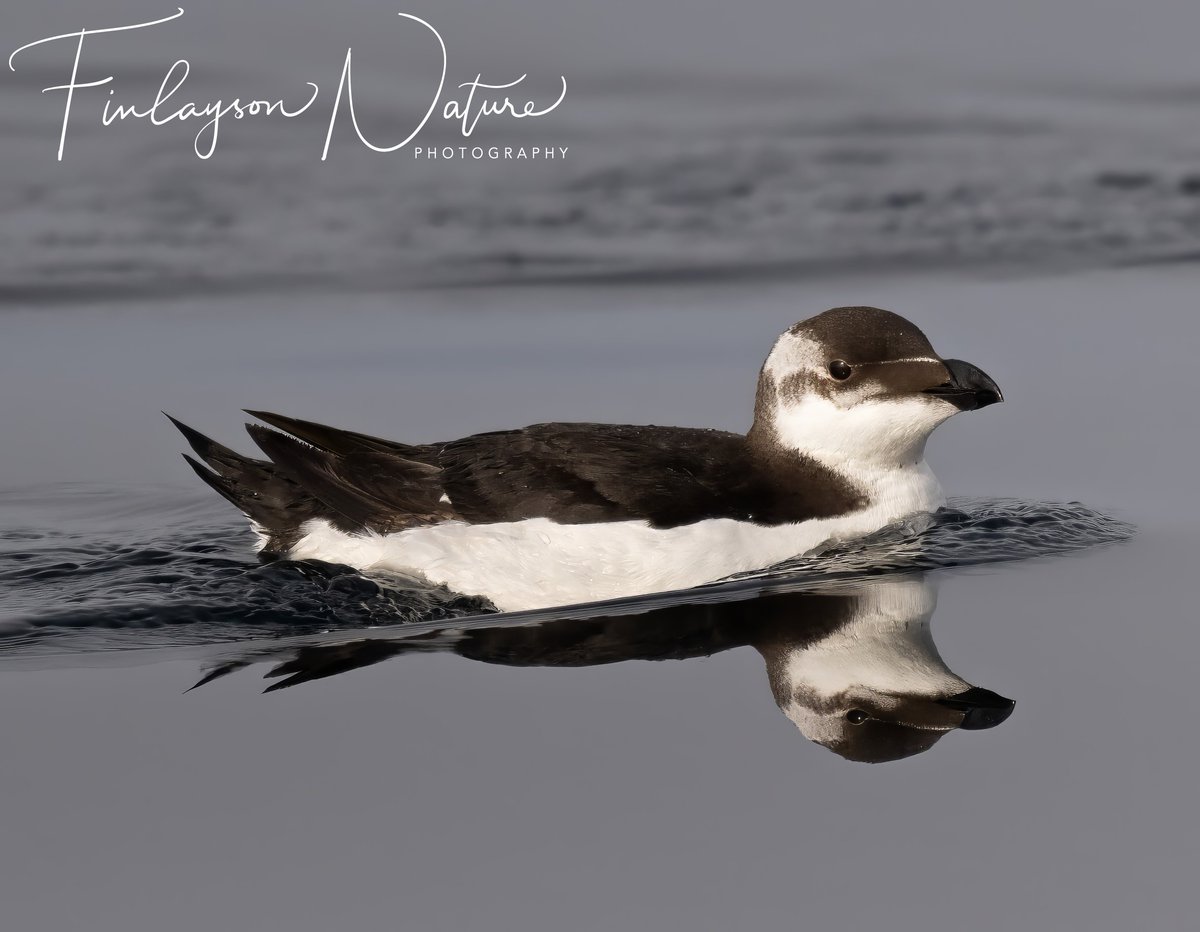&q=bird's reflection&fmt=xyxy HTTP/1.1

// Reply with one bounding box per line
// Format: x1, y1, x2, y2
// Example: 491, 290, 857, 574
197, 573, 1014, 763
